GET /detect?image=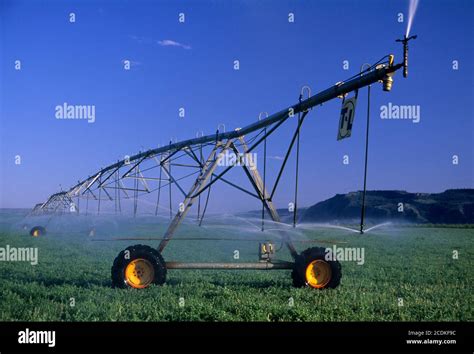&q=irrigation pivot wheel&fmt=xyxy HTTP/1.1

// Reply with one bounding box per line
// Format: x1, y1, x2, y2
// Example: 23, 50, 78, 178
291, 247, 342, 289
111, 244, 167, 289
30, 226, 46, 237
